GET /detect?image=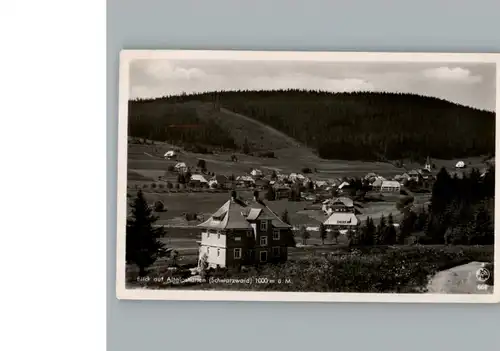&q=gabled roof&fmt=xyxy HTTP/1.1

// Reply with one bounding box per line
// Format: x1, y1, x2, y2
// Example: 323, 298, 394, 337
324, 197, 354, 207
198, 199, 252, 230
190, 174, 208, 183
197, 197, 291, 230
246, 208, 262, 220
338, 181, 350, 189
324, 212, 359, 226
381, 180, 400, 188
